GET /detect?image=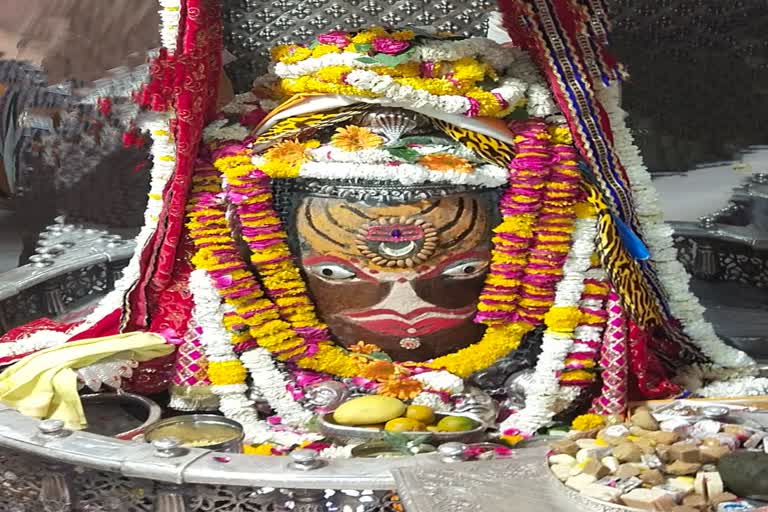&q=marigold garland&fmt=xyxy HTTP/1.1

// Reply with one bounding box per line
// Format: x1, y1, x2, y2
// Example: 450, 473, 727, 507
209, 147, 548, 379
189, 104, 586, 388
